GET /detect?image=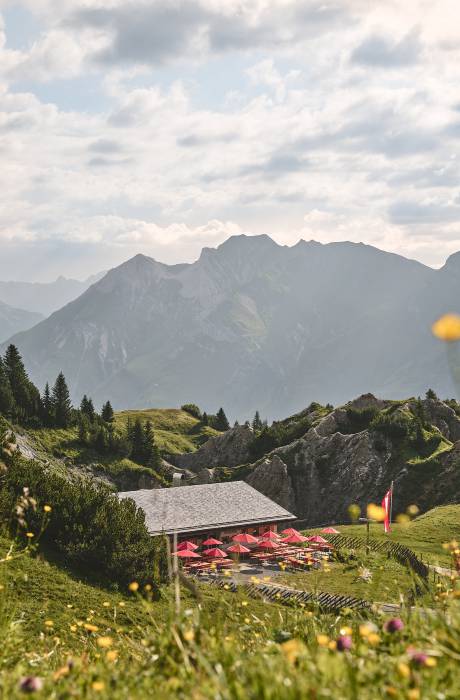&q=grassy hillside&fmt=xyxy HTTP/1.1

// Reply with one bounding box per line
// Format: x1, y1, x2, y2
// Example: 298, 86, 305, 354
115, 407, 219, 454
1, 533, 459, 698
313, 505, 460, 566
